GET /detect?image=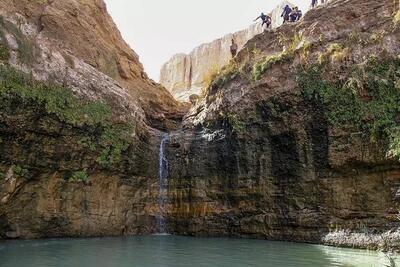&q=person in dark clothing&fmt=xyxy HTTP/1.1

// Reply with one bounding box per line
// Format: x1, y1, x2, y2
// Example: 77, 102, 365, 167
312, 0, 318, 8
281, 5, 292, 23
290, 7, 303, 22
289, 8, 297, 22
296, 8, 303, 20
230, 39, 238, 58
254, 13, 271, 29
